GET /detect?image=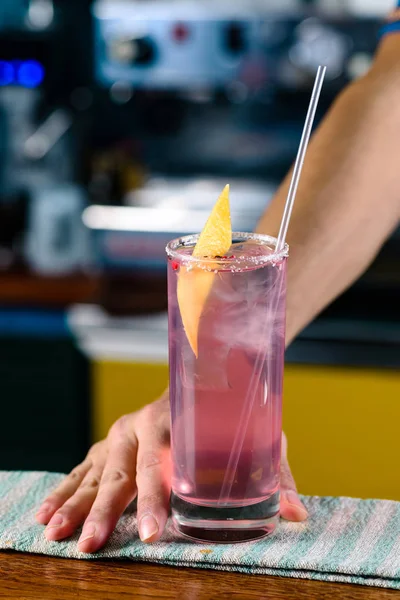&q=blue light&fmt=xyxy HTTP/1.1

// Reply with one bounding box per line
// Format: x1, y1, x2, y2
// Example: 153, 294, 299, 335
0, 61, 14, 86
17, 60, 45, 88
